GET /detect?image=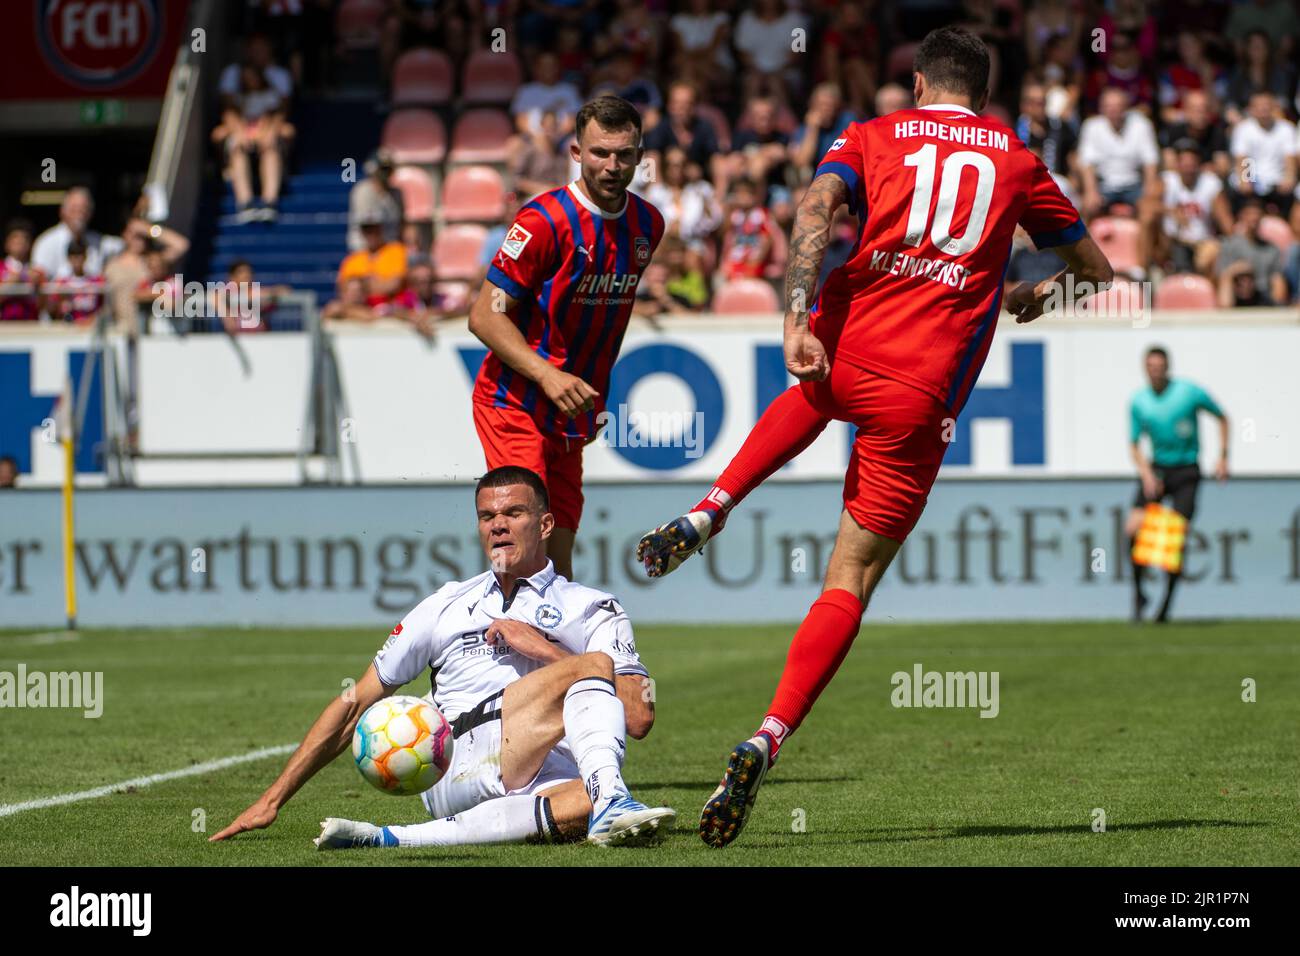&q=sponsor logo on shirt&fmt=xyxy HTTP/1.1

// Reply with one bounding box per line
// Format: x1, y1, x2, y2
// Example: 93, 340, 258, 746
500, 223, 533, 260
